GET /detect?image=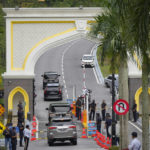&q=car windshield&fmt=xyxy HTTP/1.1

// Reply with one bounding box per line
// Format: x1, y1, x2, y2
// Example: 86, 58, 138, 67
44, 74, 58, 79
83, 56, 93, 60
51, 120, 72, 126
51, 106, 70, 112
